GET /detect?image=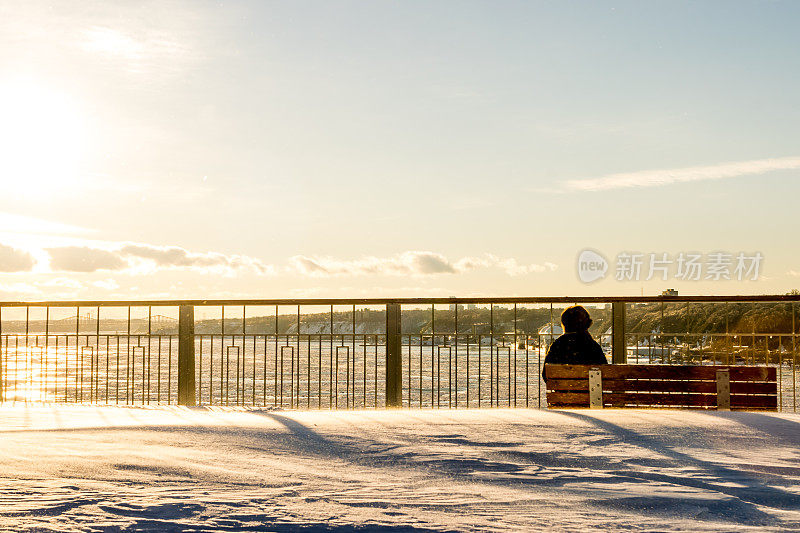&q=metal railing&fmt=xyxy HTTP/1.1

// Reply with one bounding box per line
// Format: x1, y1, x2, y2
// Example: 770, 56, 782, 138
0, 295, 797, 411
